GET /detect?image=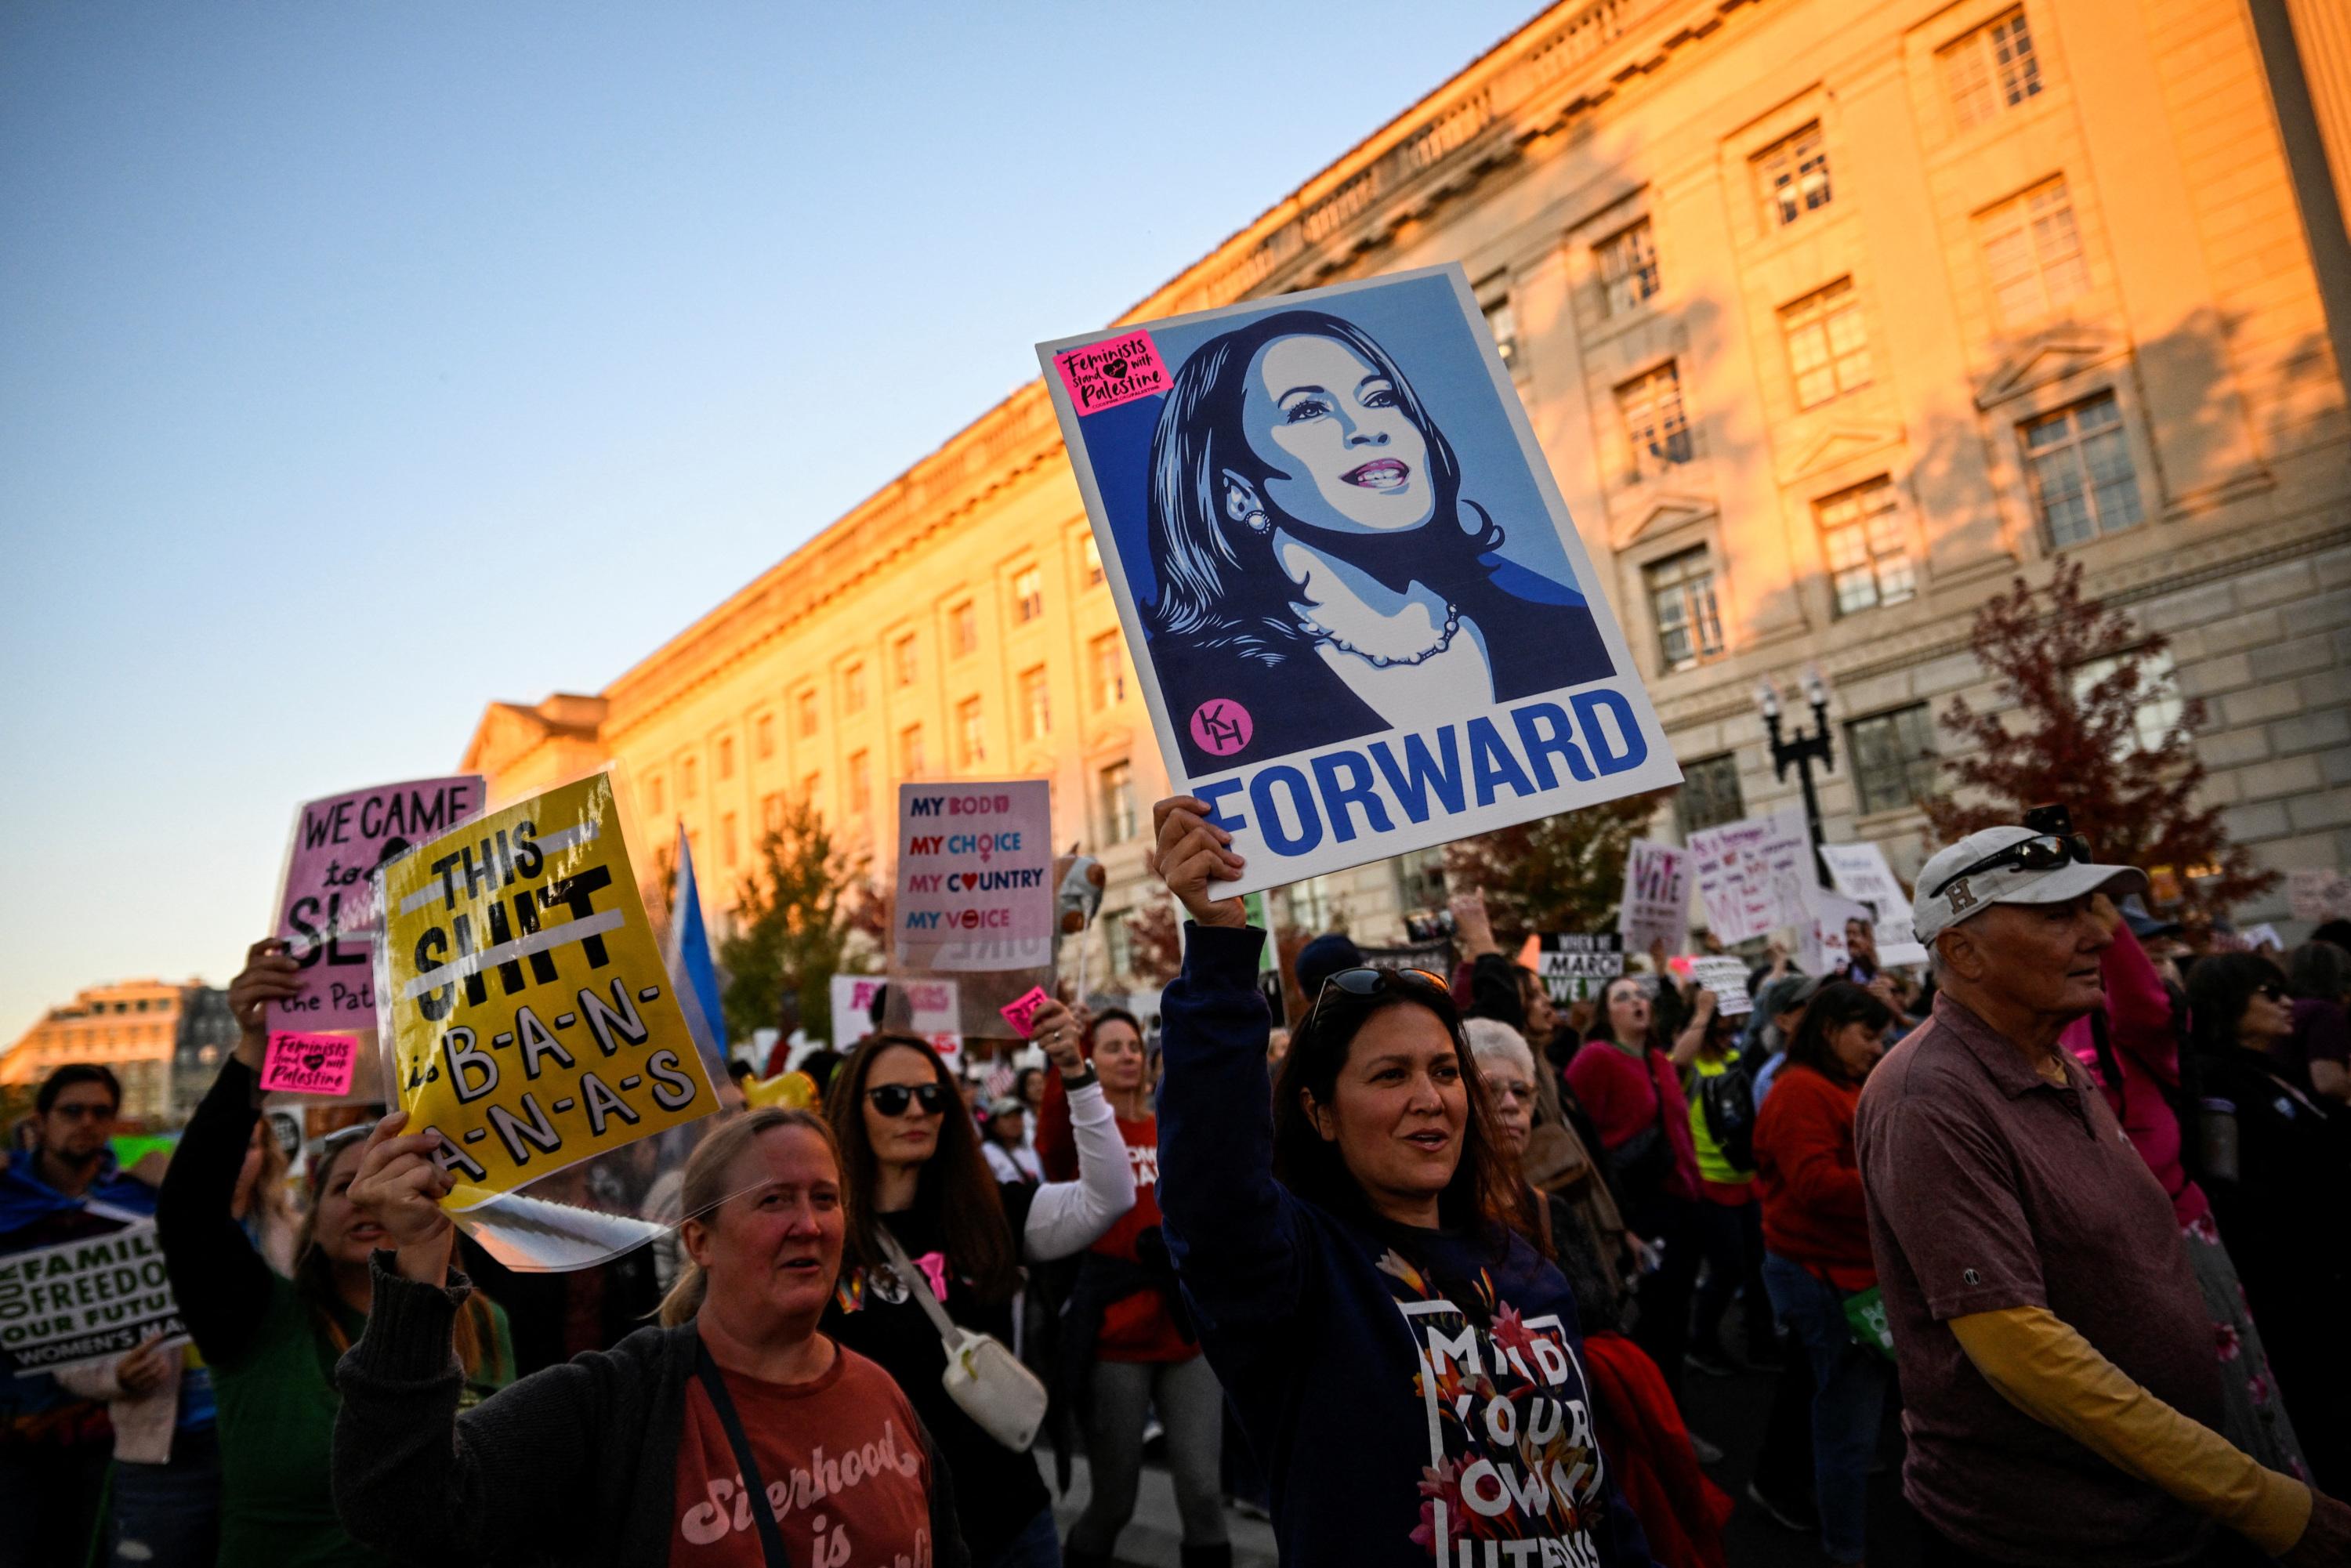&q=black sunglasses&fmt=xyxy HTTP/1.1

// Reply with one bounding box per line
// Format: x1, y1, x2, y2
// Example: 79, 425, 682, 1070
1929, 832, 2096, 899
2255, 981, 2288, 1003
1309, 966, 1461, 1034
865, 1081, 947, 1118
